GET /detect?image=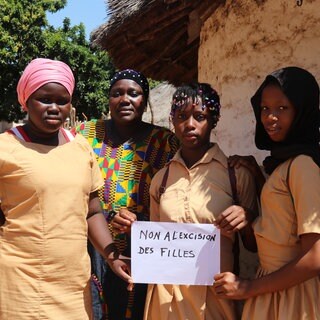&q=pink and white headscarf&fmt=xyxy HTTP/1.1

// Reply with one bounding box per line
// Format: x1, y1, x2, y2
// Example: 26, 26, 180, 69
17, 58, 75, 111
